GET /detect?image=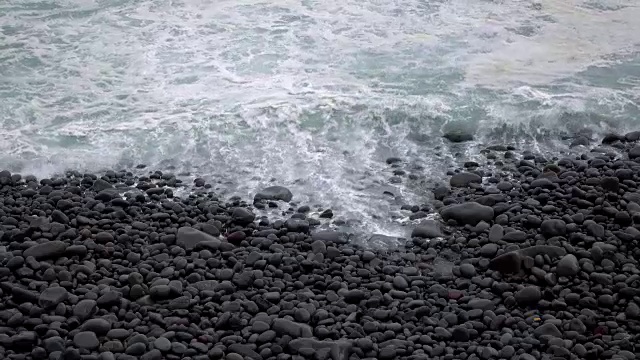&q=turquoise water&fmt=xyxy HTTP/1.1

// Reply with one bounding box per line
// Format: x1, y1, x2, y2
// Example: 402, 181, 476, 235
1, 0, 639, 245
